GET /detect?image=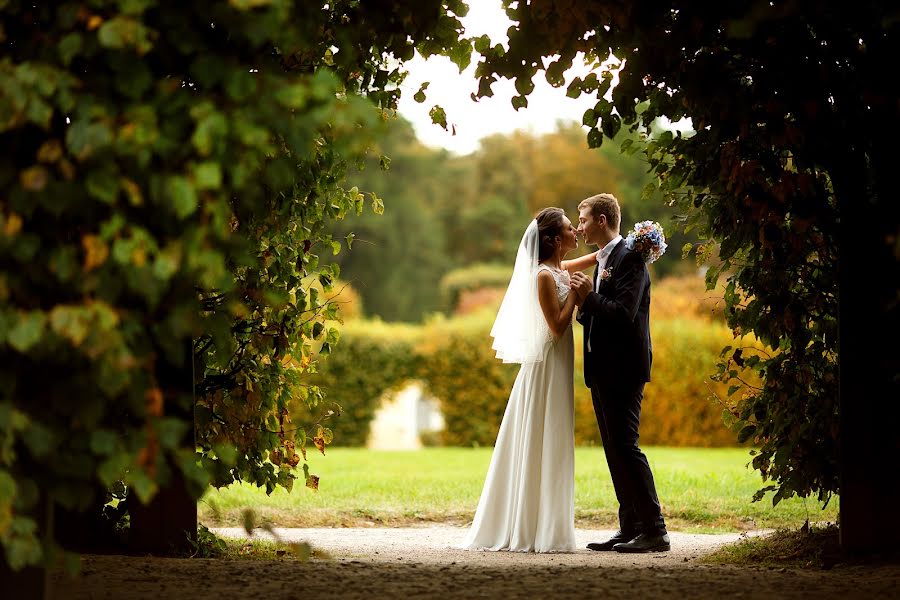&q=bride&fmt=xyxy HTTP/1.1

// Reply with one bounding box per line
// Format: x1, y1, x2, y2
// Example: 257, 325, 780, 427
459, 207, 598, 553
